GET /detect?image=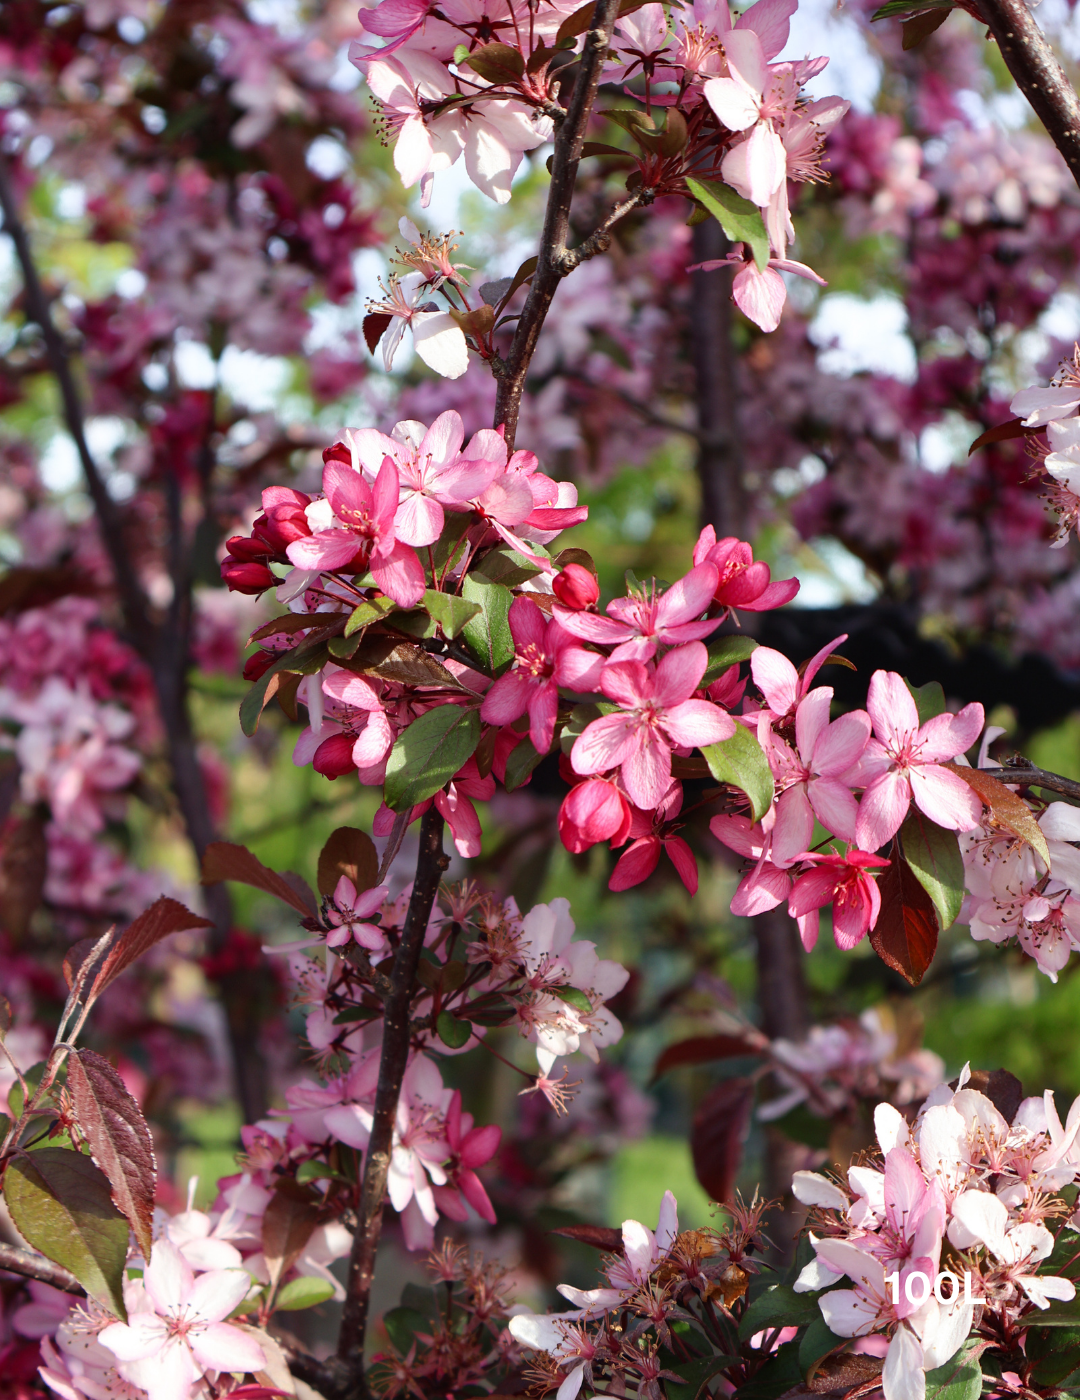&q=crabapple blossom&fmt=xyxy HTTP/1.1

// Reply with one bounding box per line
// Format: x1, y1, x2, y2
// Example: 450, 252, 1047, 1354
553, 563, 722, 662
787, 848, 891, 951
692, 529, 801, 613
97, 1241, 265, 1400
571, 642, 735, 810
853, 671, 984, 852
